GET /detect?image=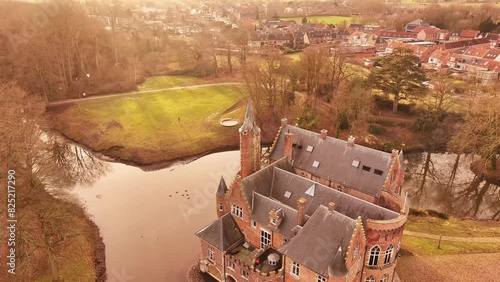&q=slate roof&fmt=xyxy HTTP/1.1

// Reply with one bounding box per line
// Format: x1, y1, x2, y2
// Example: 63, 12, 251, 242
269, 168, 399, 223
279, 205, 355, 277
251, 192, 306, 238
195, 213, 244, 251
270, 125, 394, 197
216, 176, 228, 196
240, 101, 260, 134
